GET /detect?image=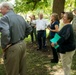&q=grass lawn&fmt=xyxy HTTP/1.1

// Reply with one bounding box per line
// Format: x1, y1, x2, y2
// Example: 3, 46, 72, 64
25, 37, 76, 75
0, 36, 76, 75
